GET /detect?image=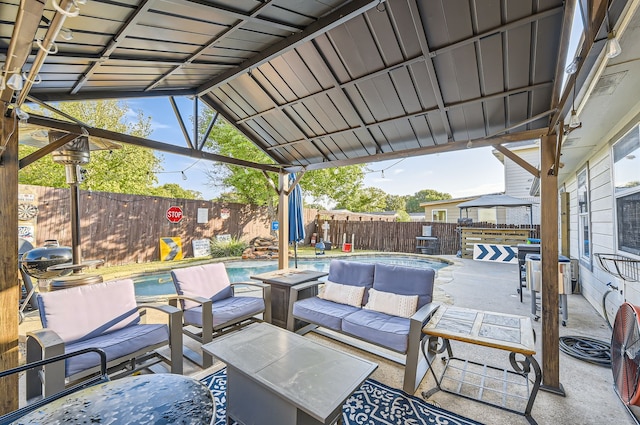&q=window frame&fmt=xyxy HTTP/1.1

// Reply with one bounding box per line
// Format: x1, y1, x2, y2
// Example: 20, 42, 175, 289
431, 209, 447, 222
612, 123, 640, 257
577, 165, 592, 269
